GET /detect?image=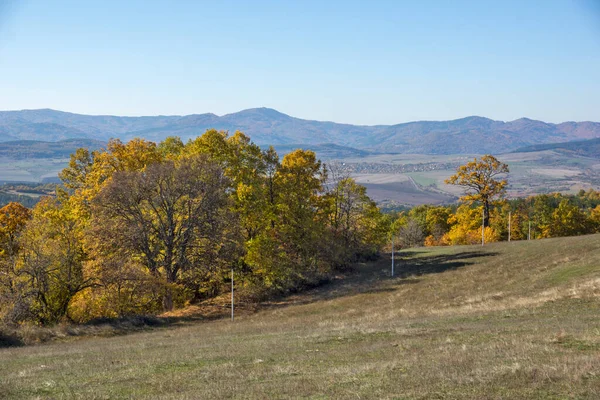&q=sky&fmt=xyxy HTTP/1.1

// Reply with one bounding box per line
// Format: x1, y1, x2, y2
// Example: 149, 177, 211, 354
0, 0, 599, 125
